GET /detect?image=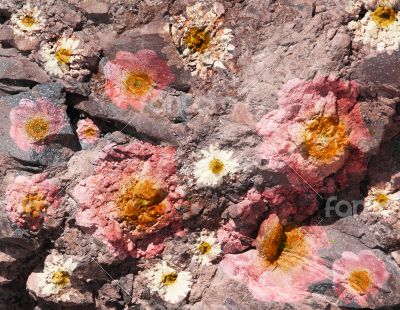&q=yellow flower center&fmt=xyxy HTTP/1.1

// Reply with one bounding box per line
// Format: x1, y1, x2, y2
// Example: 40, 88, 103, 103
55, 48, 73, 64
347, 269, 372, 294
198, 241, 212, 255
83, 126, 98, 138
209, 158, 224, 175
115, 179, 168, 229
258, 223, 308, 271
375, 193, 389, 205
303, 114, 348, 162
21, 15, 36, 28
124, 72, 152, 96
51, 270, 70, 287
161, 272, 178, 286
21, 193, 47, 218
25, 116, 50, 141
371, 6, 396, 28
183, 27, 211, 53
